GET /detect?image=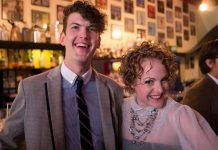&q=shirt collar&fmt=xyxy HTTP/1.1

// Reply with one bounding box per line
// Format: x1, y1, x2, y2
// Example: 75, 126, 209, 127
61, 62, 92, 85
208, 73, 218, 86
